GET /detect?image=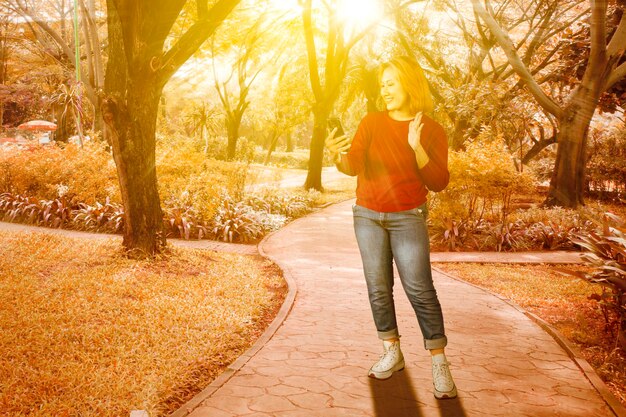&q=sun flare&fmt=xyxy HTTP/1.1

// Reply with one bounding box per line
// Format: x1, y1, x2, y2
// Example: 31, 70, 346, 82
268, 0, 384, 29
336, 0, 383, 29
